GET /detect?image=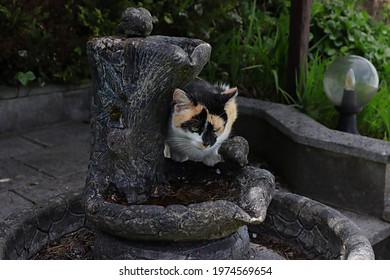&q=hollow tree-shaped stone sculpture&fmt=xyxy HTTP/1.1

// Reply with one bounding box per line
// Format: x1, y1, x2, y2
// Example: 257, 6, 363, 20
84, 7, 275, 259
